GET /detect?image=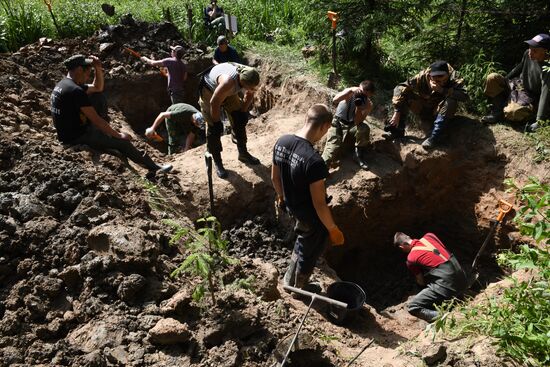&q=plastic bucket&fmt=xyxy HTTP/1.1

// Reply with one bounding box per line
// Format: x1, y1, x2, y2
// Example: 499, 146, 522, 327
326, 281, 366, 325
